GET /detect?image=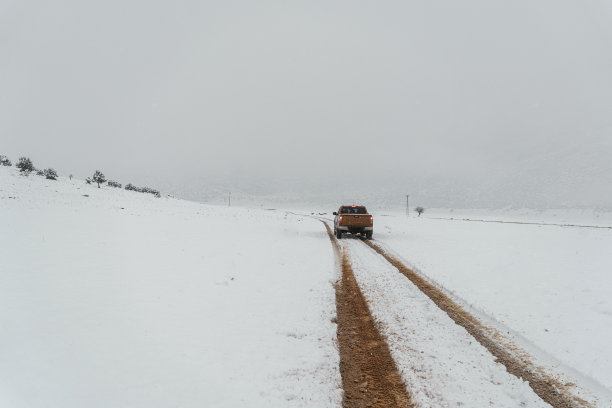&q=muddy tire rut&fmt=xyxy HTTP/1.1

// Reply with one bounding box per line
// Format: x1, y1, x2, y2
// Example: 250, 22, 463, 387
322, 222, 413, 408
362, 239, 591, 408
320, 216, 592, 408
